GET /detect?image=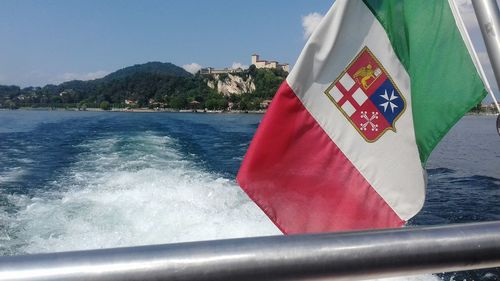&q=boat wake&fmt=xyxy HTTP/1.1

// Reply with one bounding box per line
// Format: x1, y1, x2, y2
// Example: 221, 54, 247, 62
0, 132, 278, 255
0, 128, 442, 281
